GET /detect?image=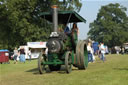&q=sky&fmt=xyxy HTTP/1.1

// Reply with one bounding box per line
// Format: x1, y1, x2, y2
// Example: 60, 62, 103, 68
77, 0, 128, 40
